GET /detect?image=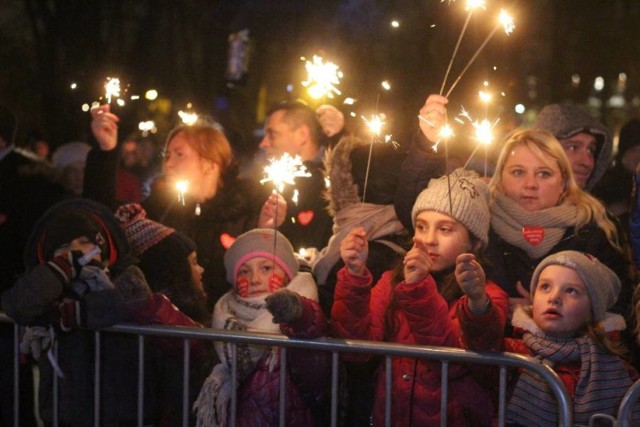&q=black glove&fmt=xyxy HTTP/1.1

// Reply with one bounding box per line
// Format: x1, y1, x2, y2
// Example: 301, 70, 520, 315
265, 288, 303, 324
